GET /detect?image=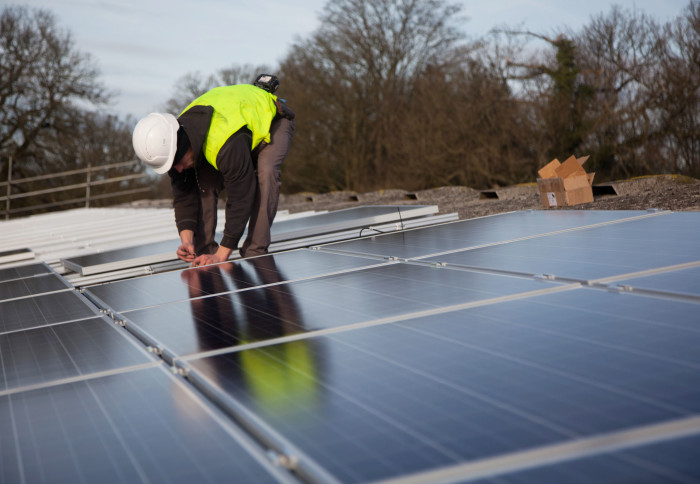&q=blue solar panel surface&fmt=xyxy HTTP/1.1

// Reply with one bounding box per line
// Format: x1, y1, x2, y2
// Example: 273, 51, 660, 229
2, 210, 699, 483
0, 262, 52, 282
184, 287, 700, 483
0, 316, 155, 391
0, 290, 101, 333
120, 262, 562, 361
64, 238, 175, 269
85, 249, 391, 313
419, 212, 700, 282
318, 210, 653, 259
468, 433, 700, 483
0, 367, 291, 484
63, 205, 437, 275
609, 264, 700, 298
0, 273, 71, 302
